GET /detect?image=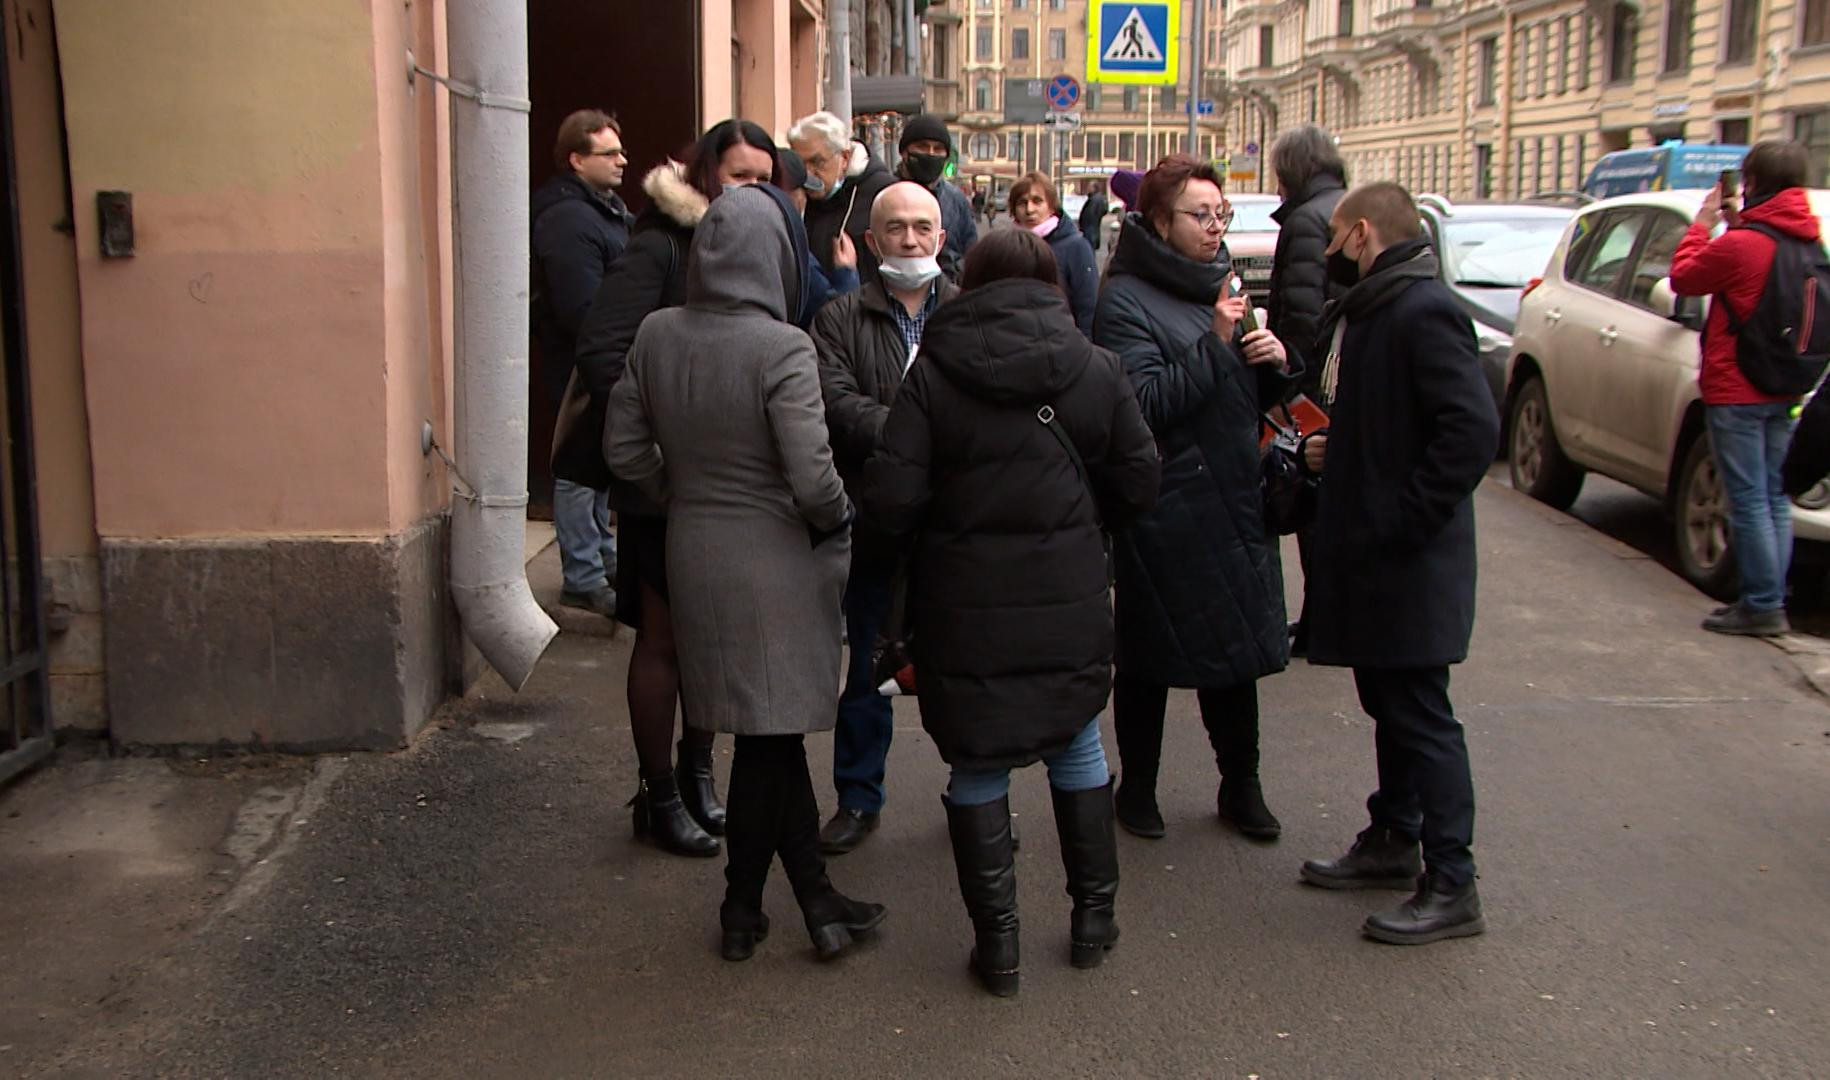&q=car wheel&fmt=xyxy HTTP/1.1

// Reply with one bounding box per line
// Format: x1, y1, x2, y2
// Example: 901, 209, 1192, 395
1673, 435, 1738, 602
1507, 377, 1584, 510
